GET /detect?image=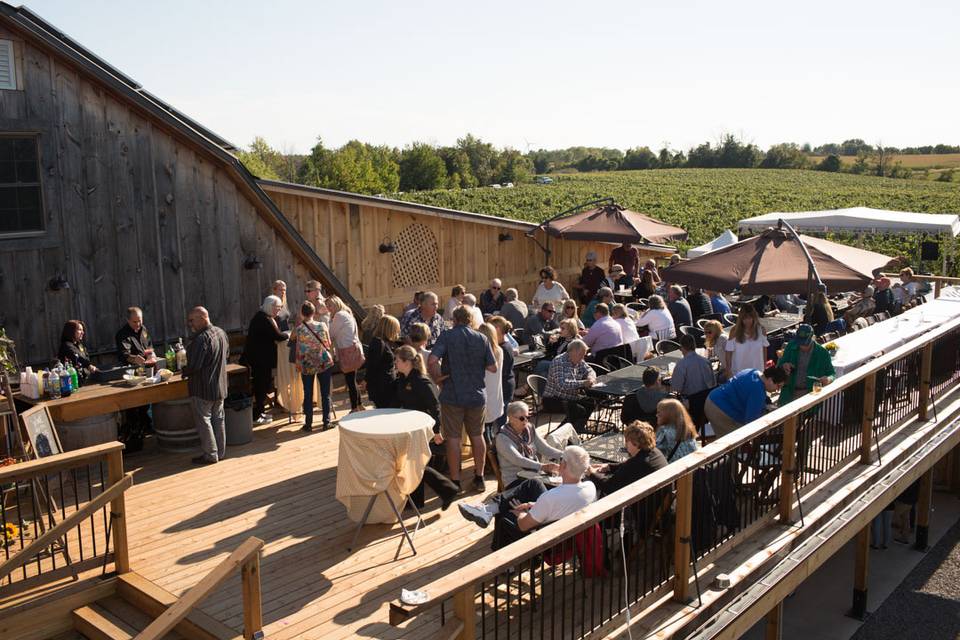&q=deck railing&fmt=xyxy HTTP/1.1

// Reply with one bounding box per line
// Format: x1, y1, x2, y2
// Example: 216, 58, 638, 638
0, 442, 130, 596
392, 313, 960, 640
